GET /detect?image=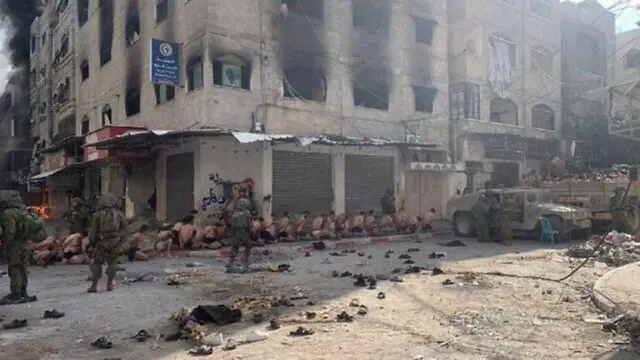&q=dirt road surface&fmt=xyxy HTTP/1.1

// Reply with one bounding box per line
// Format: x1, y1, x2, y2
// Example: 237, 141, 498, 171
0, 237, 637, 360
